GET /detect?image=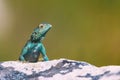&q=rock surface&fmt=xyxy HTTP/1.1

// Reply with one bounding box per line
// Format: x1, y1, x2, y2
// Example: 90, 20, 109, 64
0, 59, 120, 80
